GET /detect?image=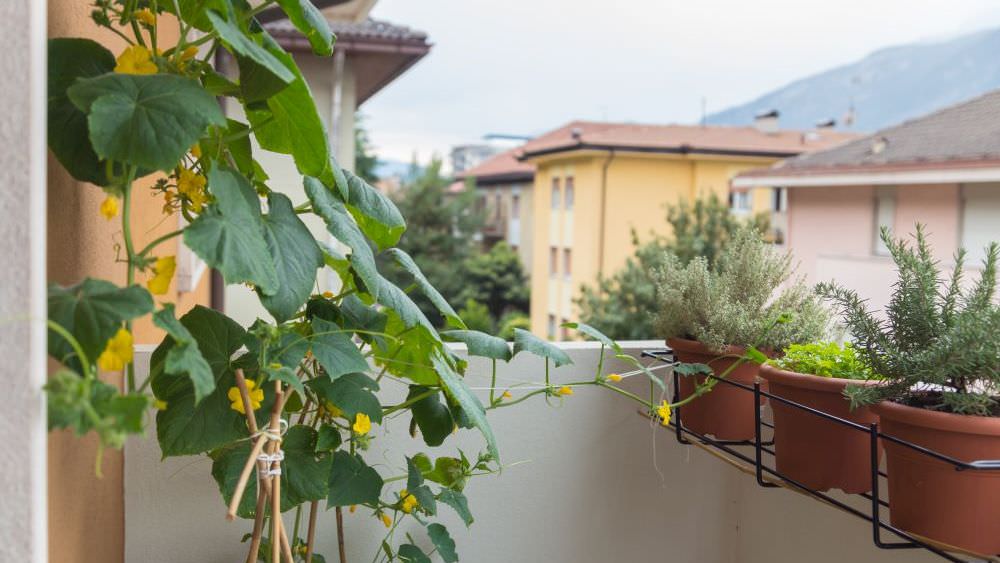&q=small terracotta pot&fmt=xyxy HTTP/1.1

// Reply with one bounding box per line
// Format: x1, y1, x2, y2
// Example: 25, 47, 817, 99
758, 365, 881, 493
668, 337, 764, 441
874, 400, 1000, 555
